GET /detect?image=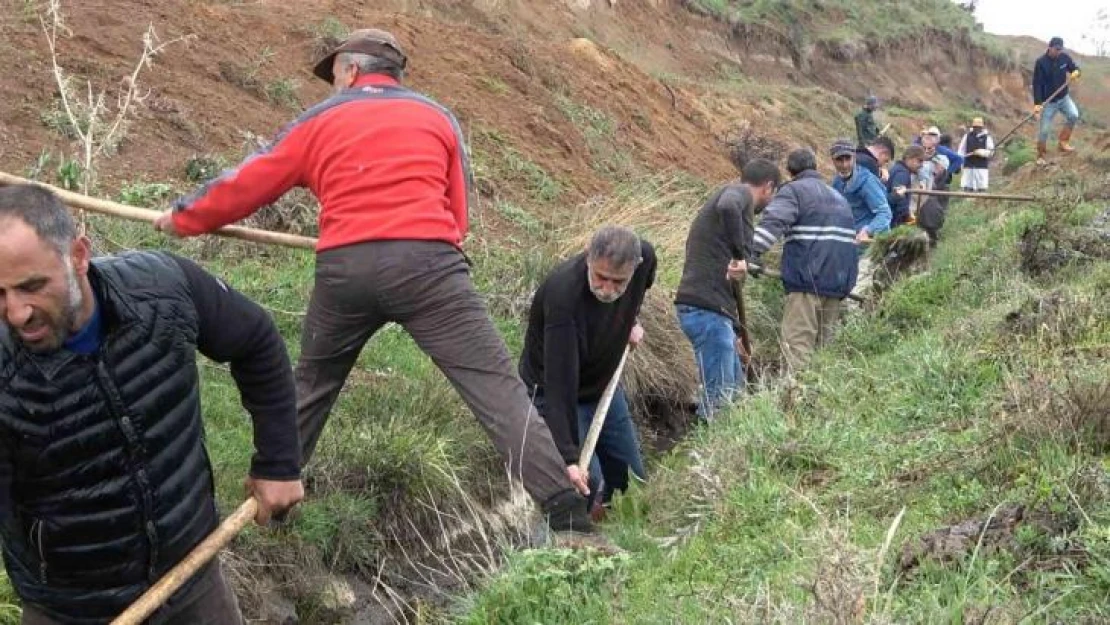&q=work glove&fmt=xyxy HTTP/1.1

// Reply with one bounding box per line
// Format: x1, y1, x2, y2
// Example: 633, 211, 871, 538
1069, 69, 1081, 81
